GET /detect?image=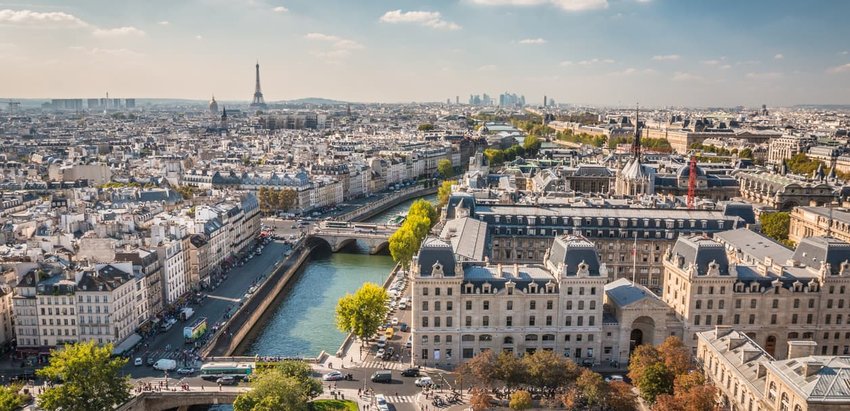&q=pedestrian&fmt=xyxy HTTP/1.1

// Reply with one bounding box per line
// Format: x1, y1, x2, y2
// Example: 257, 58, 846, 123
219, 383, 222, 391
